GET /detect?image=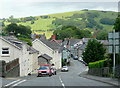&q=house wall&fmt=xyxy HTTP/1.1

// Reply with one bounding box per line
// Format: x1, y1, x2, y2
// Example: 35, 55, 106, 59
38, 57, 48, 65
62, 49, 70, 63
53, 51, 62, 69
0, 38, 21, 63
33, 40, 52, 57
20, 44, 33, 76
32, 39, 62, 69
71, 45, 74, 55
0, 38, 38, 77
78, 49, 83, 57
32, 53, 39, 73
